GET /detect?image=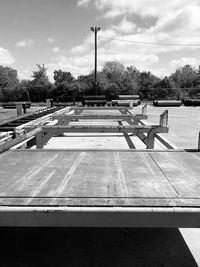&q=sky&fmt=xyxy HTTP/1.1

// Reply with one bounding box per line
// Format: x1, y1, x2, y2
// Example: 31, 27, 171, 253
1, 0, 200, 81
